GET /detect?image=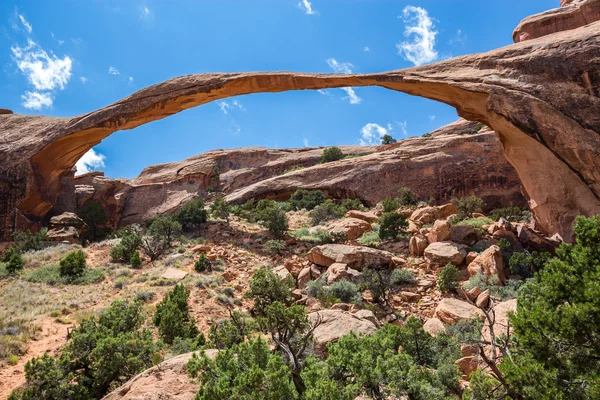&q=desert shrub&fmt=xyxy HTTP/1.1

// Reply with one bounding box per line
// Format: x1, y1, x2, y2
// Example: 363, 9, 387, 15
264, 239, 286, 255
391, 268, 416, 285
489, 206, 531, 223
361, 267, 395, 304
6, 253, 24, 274
306, 276, 327, 298
378, 212, 408, 240
12, 229, 49, 253
339, 198, 364, 213
451, 195, 486, 221
110, 230, 142, 263
210, 197, 230, 222
59, 250, 86, 279
135, 290, 155, 303
141, 236, 166, 261
26, 264, 104, 285
381, 196, 400, 213
11, 300, 160, 400
153, 284, 199, 344
381, 134, 397, 144
496, 238, 512, 252
397, 187, 418, 206
509, 251, 551, 278
194, 253, 213, 273
1, 247, 17, 263
176, 198, 208, 231
284, 166, 305, 174
359, 230, 381, 247
321, 146, 344, 163
129, 251, 142, 268
326, 280, 362, 303
148, 215, 182, 244
309, 199, 344, 226
438, 263, 460, 292
456, 217, 494, 233
291, 227, 332, 244
246, 266, 293, 314
170, 335, 206, 355
289, 189, 325, 211
258, 207, 289, 238
76, 200, 109, 242
208, 311, 257, 349
463, 273, 523, 301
